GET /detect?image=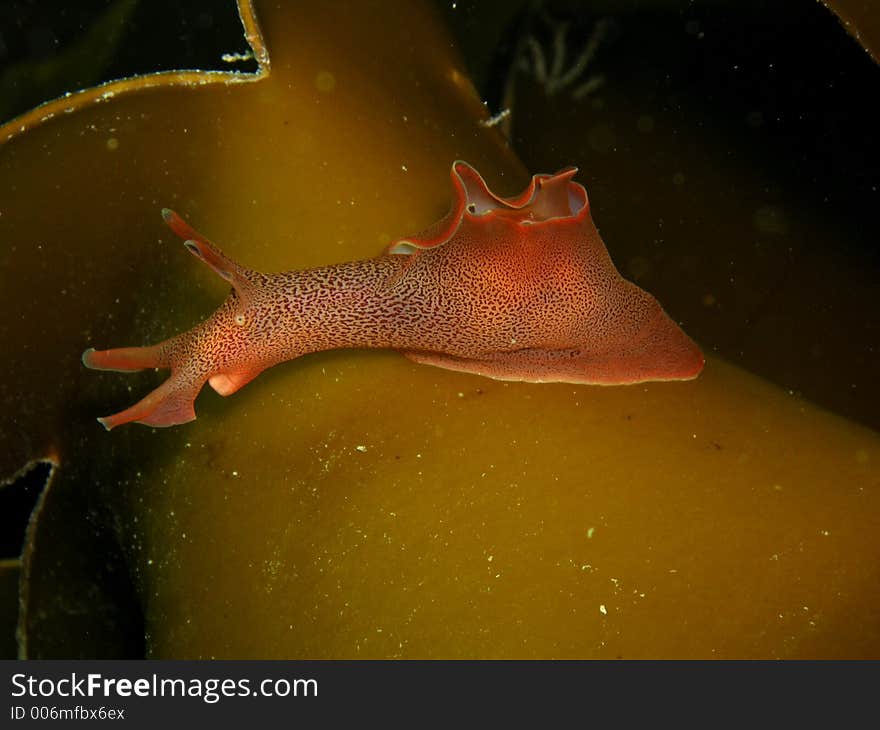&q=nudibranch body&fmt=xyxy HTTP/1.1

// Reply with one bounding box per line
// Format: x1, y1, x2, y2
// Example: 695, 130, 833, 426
83, 161, 703, 430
